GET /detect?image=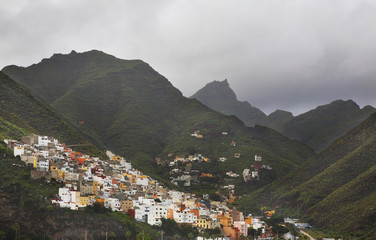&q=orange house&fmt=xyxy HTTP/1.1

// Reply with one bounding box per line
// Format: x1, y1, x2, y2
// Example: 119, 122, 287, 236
78, 158, 86, 164
96, 198, 104, 206
218, 215, 233, 227
167, 209, 174, 219
190, 209, 200, 219
245, 216, 252, 225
